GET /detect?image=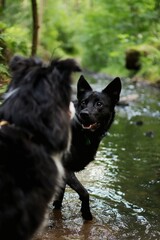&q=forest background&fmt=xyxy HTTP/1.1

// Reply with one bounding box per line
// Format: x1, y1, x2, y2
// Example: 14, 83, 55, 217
0, 0, 160, 85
